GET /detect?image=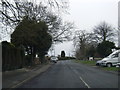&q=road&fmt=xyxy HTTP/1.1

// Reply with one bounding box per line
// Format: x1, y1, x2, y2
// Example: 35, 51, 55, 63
18, 60, 119, 88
